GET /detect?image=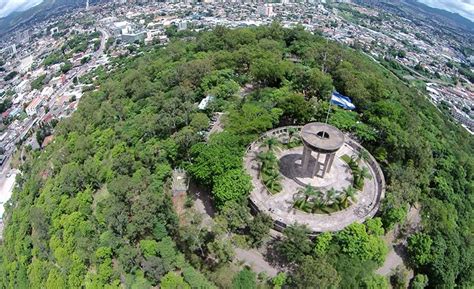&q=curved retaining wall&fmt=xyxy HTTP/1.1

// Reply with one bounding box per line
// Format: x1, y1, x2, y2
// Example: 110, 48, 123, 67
245, 126, 386, 235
